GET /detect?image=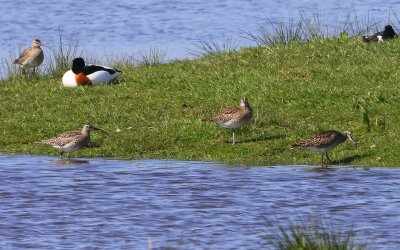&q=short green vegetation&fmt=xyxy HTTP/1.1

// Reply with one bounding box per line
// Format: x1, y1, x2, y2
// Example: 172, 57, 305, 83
268, 218, 367, 250
1, 36, 400, 166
